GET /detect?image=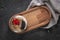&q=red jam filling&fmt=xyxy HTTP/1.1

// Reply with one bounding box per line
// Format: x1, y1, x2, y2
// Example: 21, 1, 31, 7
12, 18, 20, 25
